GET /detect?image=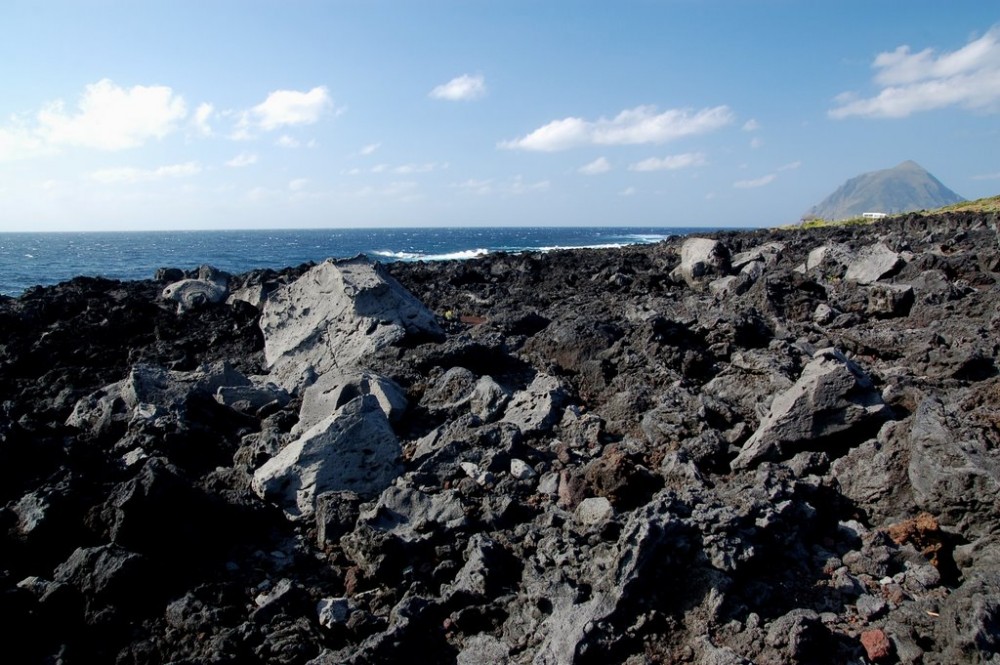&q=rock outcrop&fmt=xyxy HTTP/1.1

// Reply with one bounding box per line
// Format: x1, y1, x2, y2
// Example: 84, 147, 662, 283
2, 210, 999, 664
